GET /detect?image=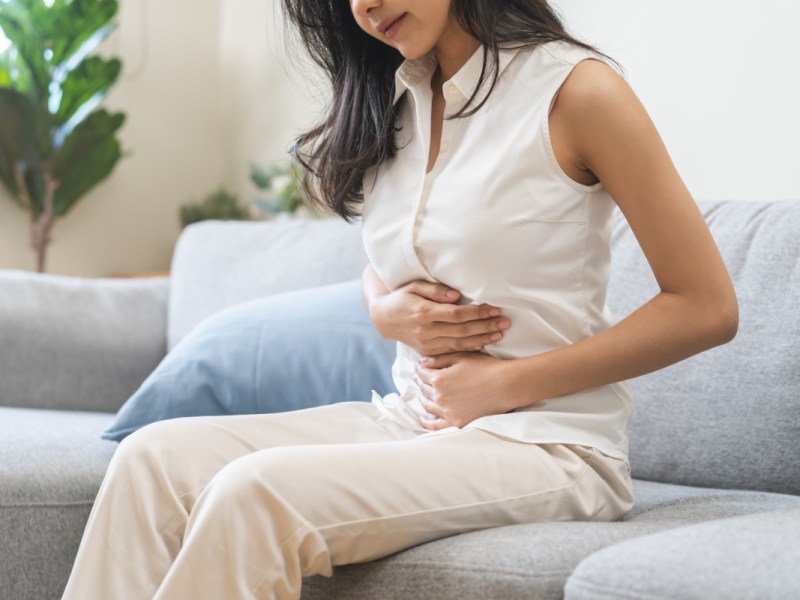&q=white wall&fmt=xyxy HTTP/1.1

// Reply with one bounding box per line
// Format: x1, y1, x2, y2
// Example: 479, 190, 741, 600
550, 0, 800, 202
1, 1, 798, 276
0, 0, 227, 276
217, 0, 326, 198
